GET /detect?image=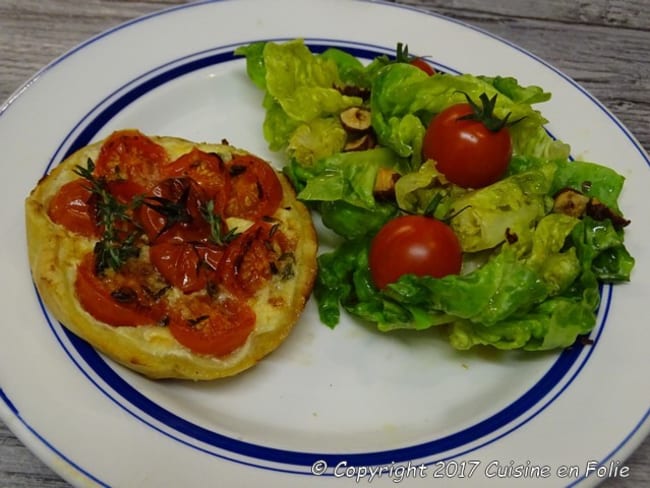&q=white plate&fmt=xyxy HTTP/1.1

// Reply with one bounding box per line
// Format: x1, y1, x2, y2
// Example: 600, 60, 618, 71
1, 1, 648, 486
